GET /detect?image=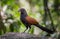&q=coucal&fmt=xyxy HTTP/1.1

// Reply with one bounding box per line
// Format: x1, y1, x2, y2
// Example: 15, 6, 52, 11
18, 8, 55, 34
